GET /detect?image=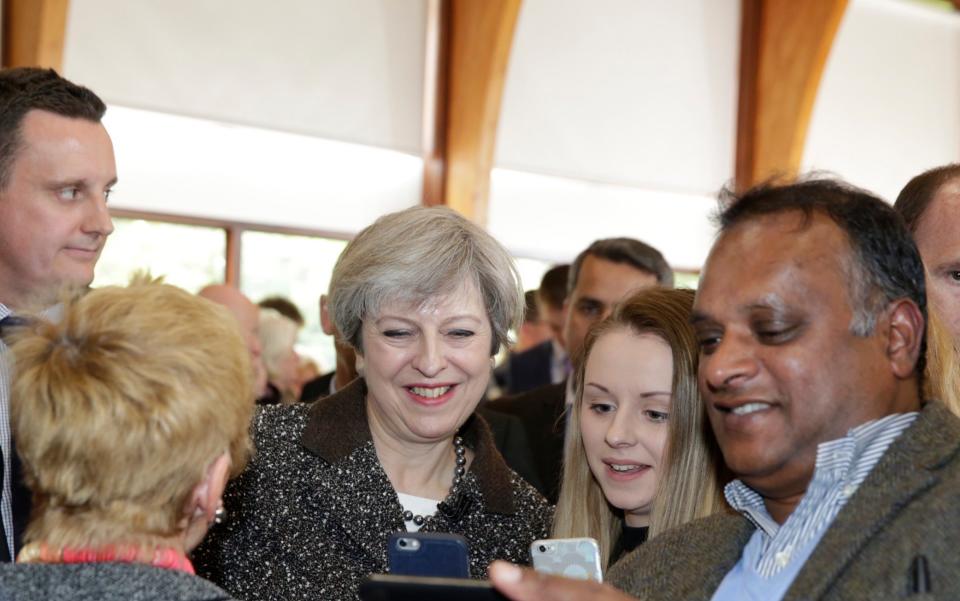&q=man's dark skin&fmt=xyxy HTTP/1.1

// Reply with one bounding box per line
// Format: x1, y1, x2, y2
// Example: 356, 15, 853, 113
490, 210, 924, 600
